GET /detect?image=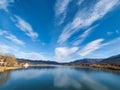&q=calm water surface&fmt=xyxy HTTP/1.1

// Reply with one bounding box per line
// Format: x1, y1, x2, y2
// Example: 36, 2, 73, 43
0, 66, 120, 90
